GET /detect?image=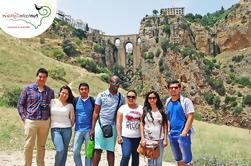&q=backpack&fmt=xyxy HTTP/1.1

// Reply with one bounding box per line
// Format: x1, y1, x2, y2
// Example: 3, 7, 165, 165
73, 96, 95, 112
165, 95, 195, 135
